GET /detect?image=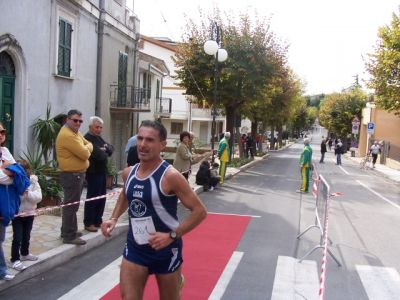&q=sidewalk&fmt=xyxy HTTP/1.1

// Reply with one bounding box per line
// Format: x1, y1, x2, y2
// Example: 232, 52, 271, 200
0, 153, 269, 291
343, 152, 400, 183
